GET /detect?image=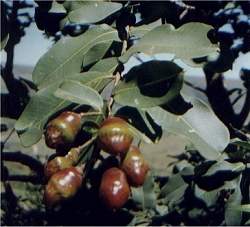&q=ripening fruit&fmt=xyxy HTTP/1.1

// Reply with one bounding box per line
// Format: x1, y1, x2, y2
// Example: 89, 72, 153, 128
44, 156, 73, 180
98, 117, 133, 156
45, 111, 81, 149
121, 146, 149, 187
99, 167, 130, 211
44, 167, 83, 208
